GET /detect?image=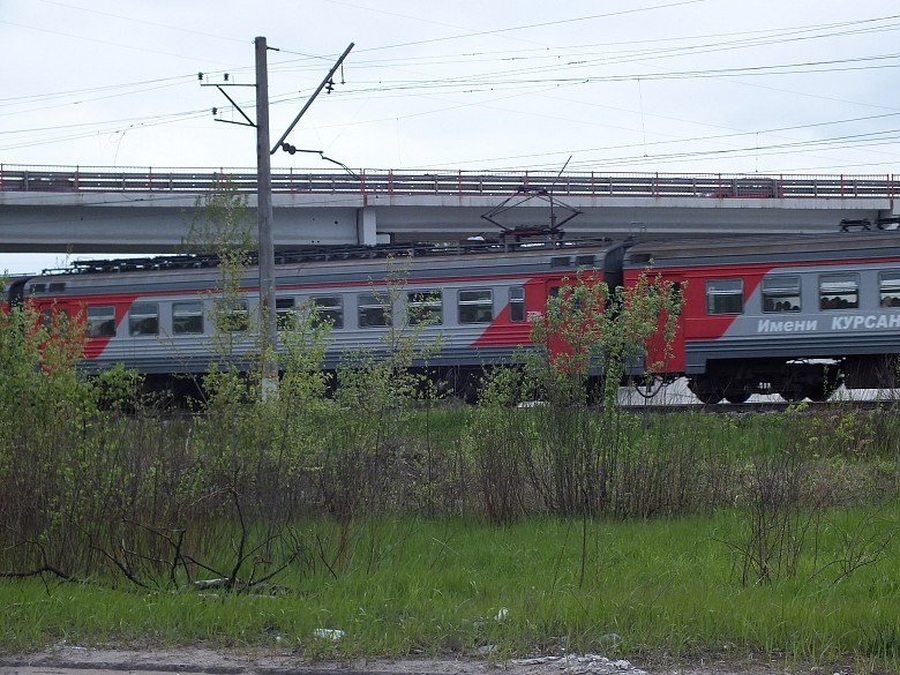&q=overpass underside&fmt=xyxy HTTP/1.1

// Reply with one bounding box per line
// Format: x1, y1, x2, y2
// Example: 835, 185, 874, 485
0, 197, 894, 254
1, 168, 897, 253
